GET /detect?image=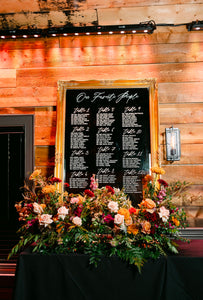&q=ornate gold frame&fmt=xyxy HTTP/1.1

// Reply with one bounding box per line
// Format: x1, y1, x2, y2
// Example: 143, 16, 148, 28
55, 79, 159, 191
